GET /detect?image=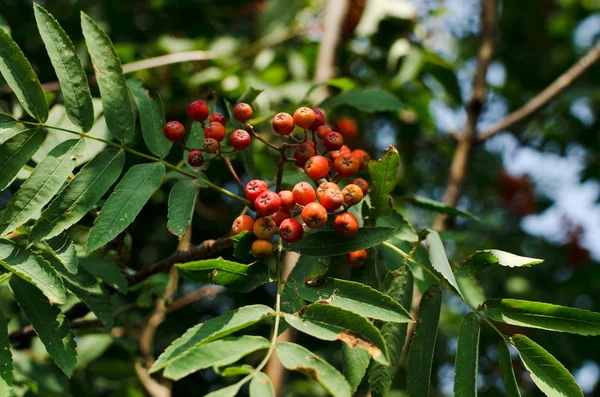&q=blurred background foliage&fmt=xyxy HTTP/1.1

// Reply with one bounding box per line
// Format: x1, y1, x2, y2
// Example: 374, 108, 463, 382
1, 0, 600, 396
